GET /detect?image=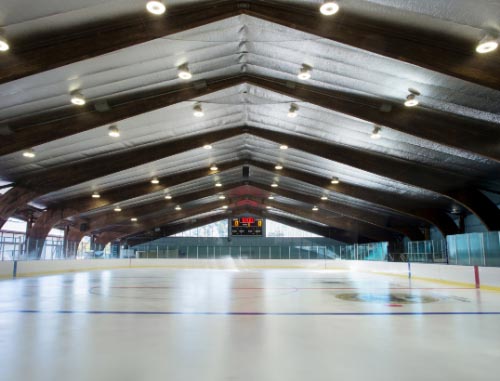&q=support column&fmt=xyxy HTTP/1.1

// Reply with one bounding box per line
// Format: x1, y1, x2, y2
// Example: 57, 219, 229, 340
0, 187, 38, 229
459, 213, 466, 234
63, 225, 70, 259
